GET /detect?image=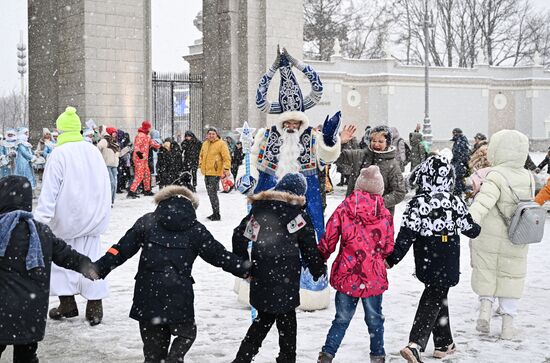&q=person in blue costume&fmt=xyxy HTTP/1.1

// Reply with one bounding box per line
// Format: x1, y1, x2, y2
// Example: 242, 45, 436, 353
0, 128, 18, 178
14, 127, 37, 189
251, 47, 355, 310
